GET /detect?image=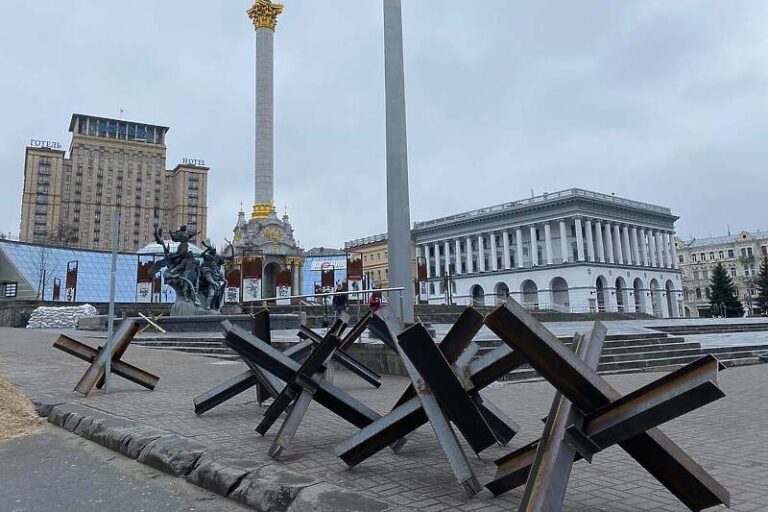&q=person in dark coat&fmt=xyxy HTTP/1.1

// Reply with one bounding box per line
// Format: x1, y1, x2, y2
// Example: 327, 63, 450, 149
332, 285, 348, 319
